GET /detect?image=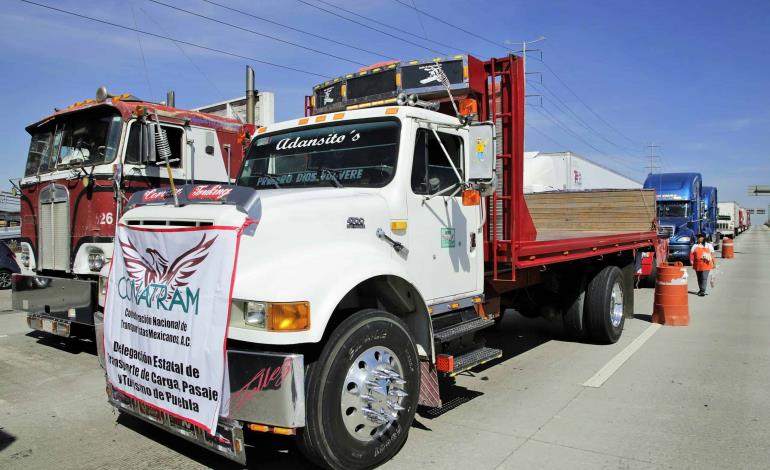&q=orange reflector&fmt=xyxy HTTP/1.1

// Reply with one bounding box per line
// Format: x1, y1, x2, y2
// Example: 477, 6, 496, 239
395, 72, 401, 87
462, 189, 481, 206
459, 99, 477, 116
332, 113, 345, 120
272, 427, 296, 436
385, 107, 398, 115
436, 354, 454, 374
268, 302, 310, 331
390, 220, 407, 231
315, 115, 326, 123
257, 127, 267, 134
298, 118, 309, 125
449, 303, 460, 309
248, 424, 269, 432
